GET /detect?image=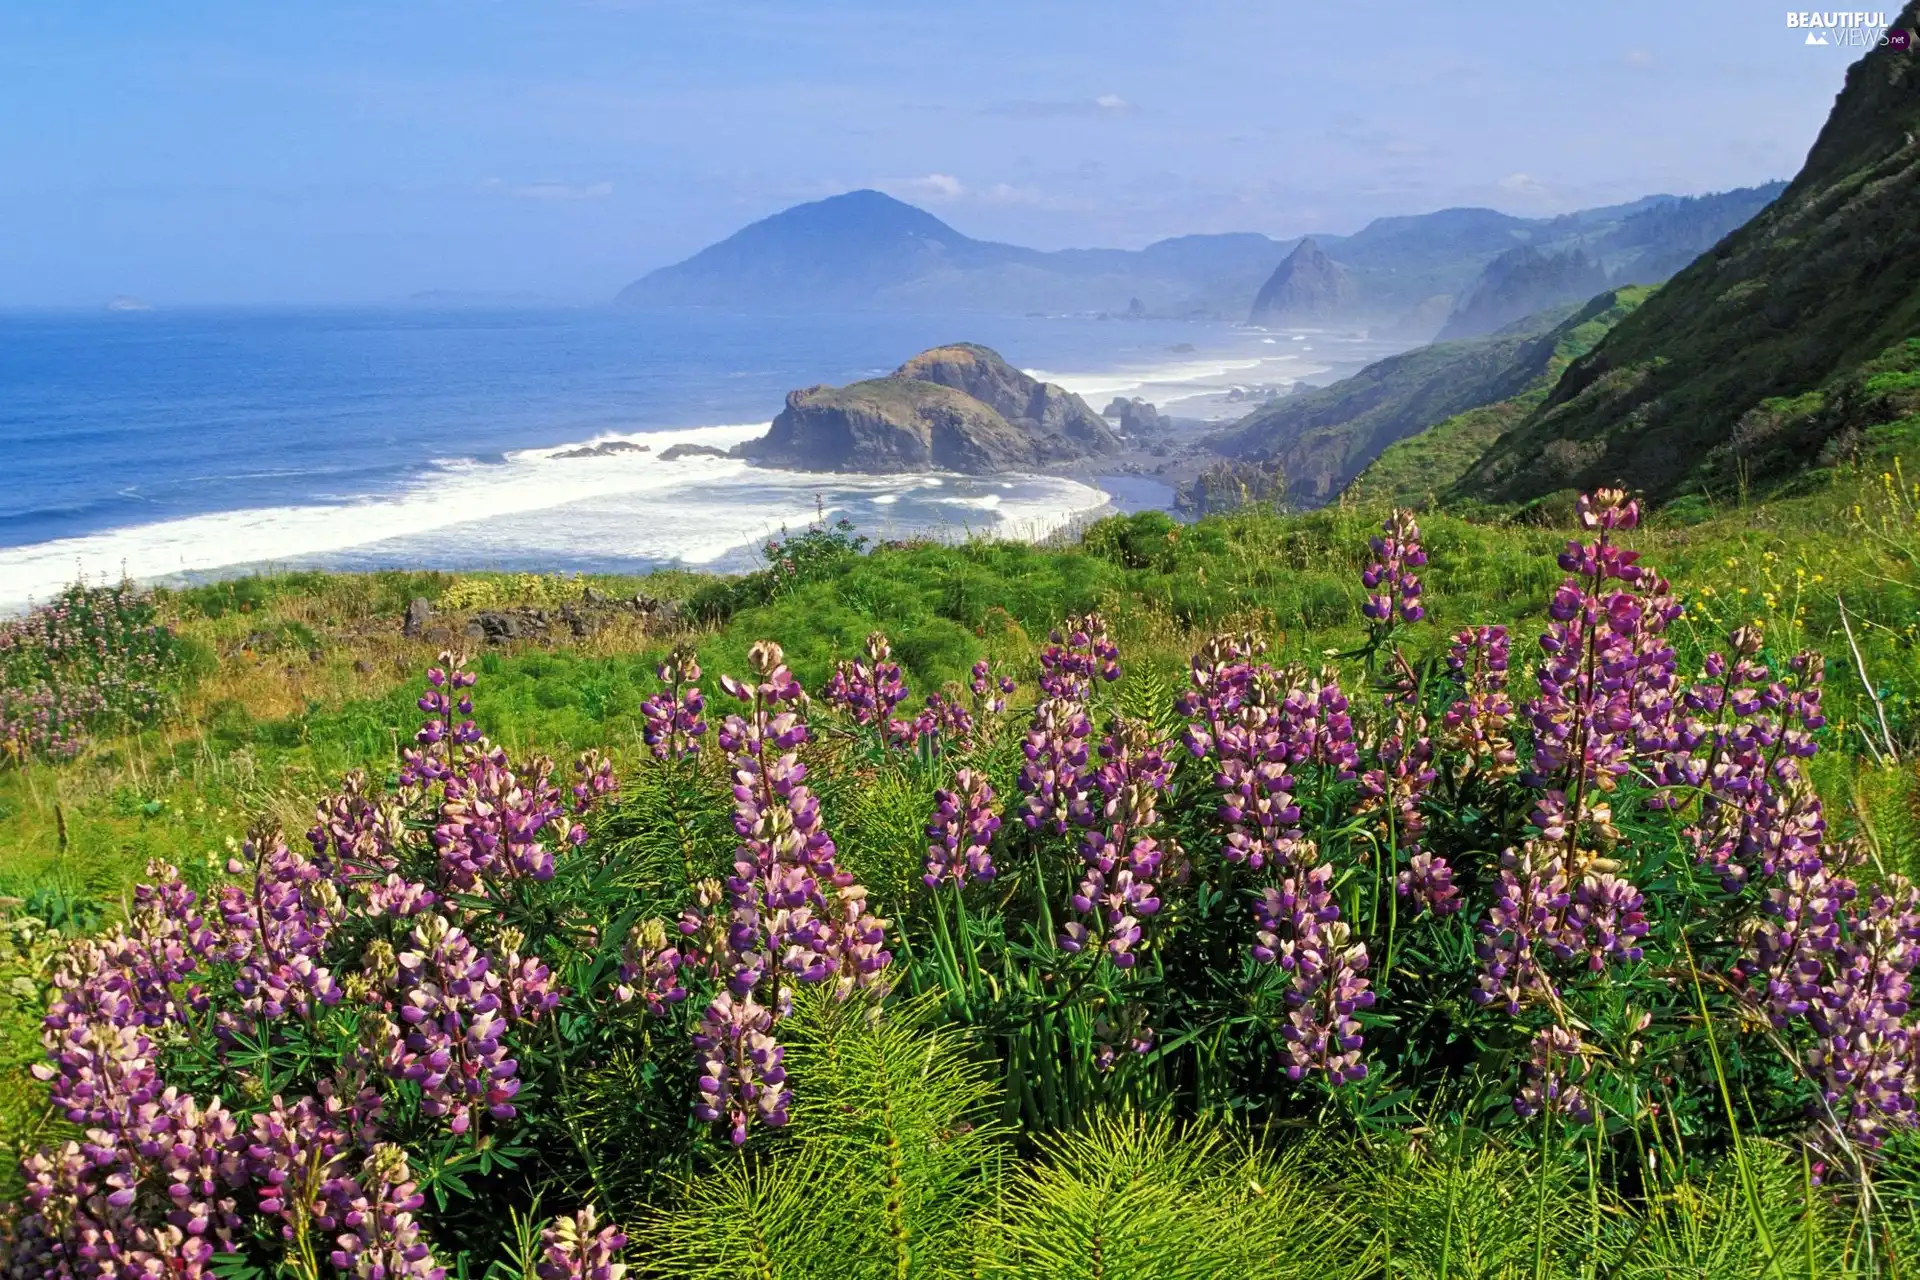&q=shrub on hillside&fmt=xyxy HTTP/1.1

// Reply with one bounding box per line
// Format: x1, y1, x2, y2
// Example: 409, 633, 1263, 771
0, 582, 179, 764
